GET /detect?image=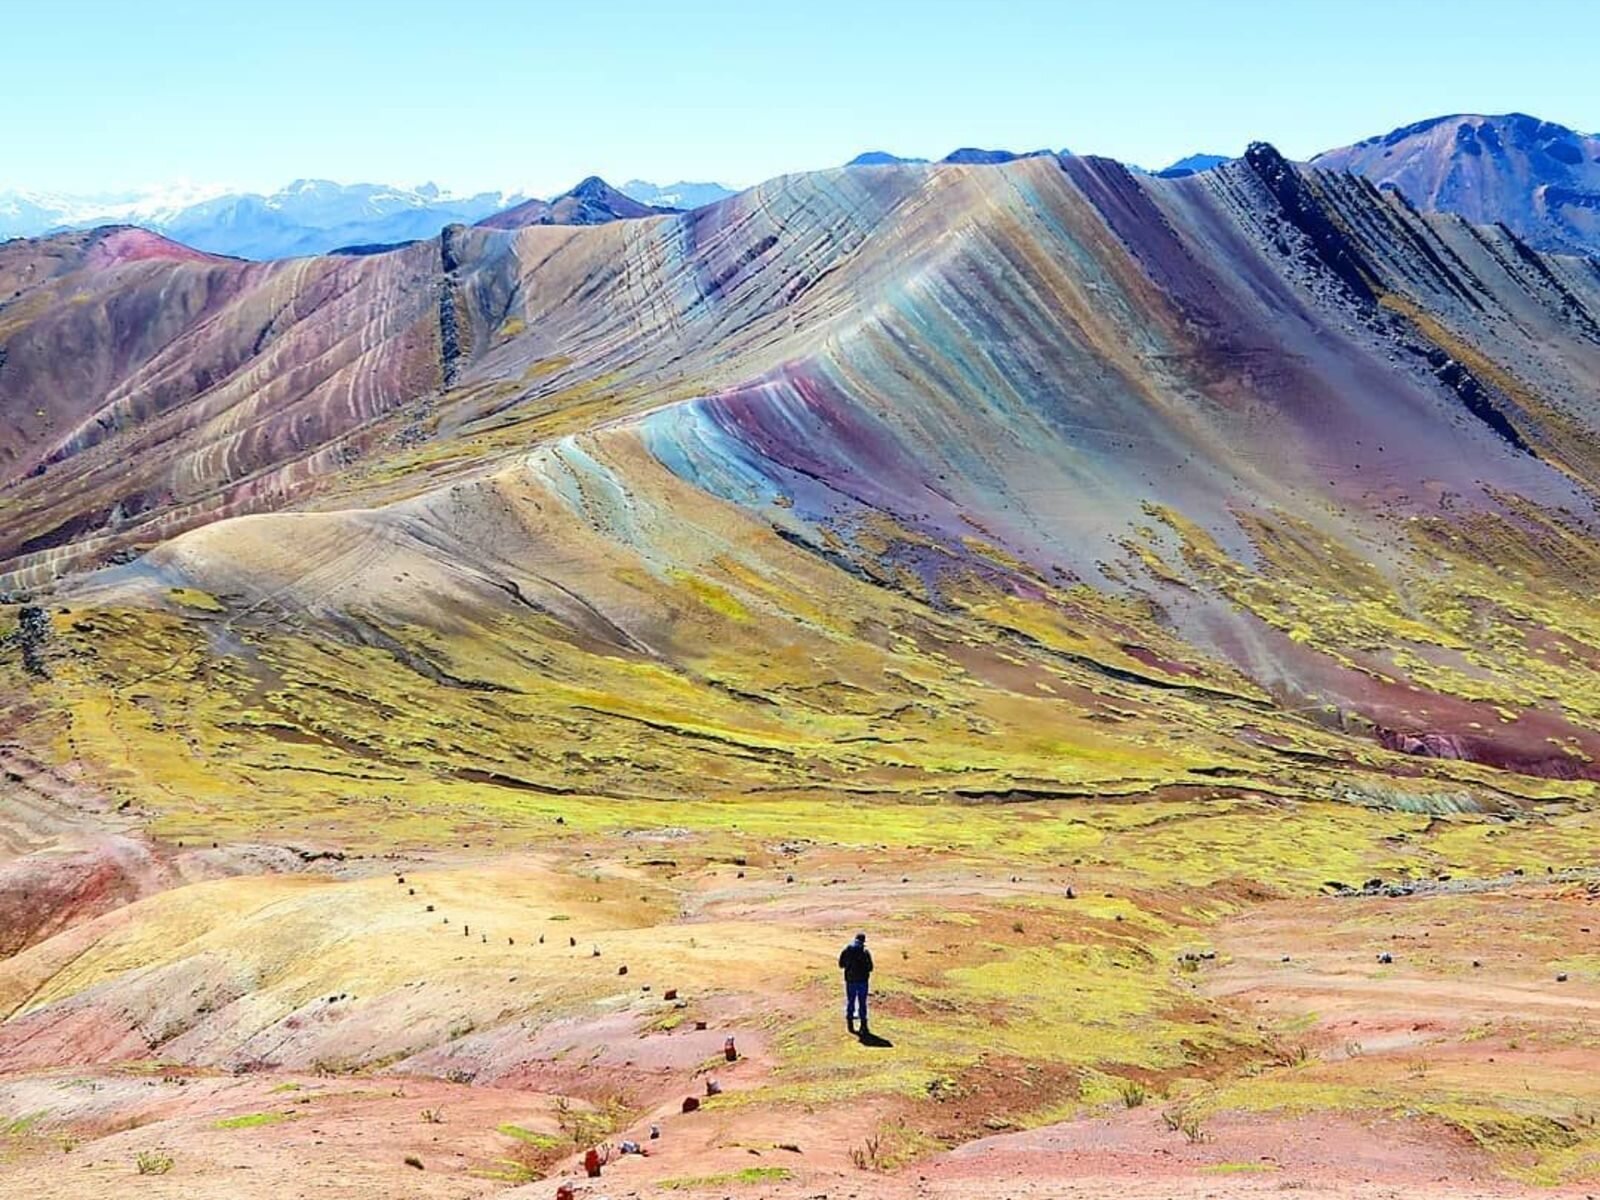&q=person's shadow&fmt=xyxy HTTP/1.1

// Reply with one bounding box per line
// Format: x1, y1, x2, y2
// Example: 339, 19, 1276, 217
857, 1027, 893, 1048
